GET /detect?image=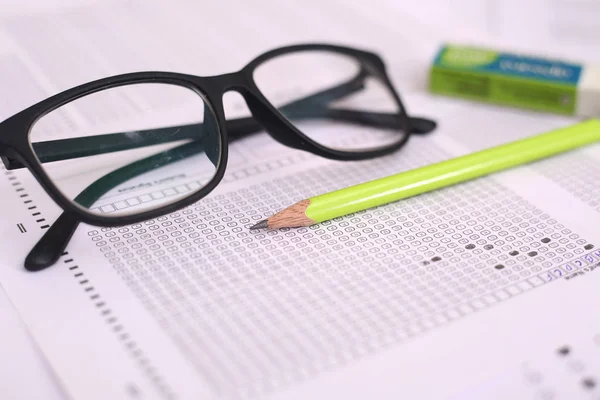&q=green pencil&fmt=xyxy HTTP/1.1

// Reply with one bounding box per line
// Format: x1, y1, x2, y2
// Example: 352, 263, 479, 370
250, 119, 600, 230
